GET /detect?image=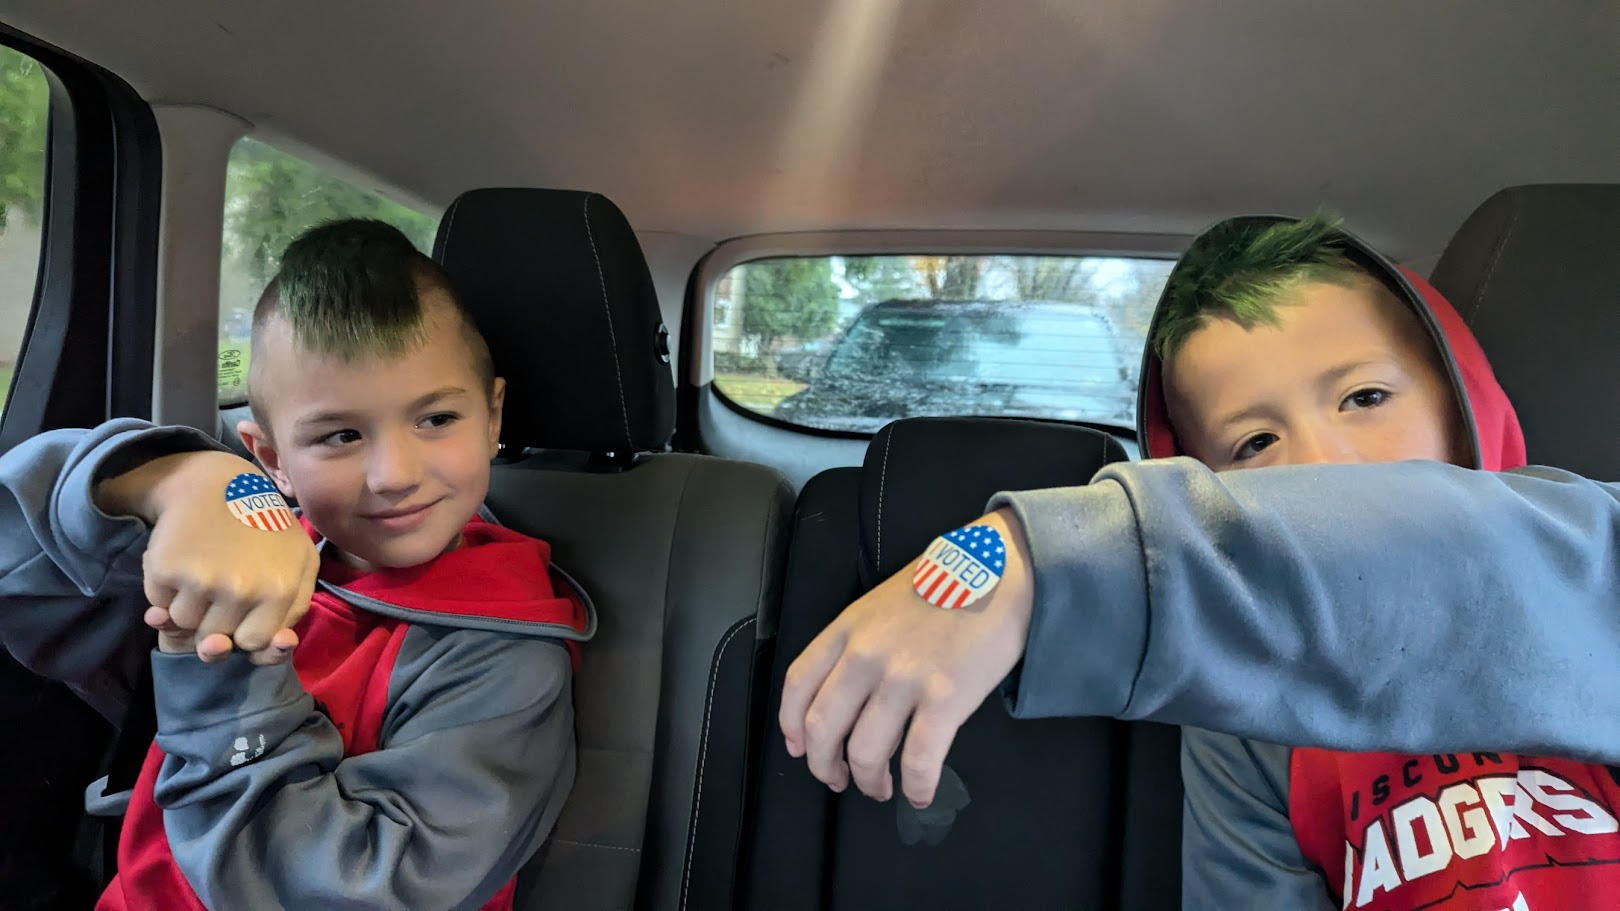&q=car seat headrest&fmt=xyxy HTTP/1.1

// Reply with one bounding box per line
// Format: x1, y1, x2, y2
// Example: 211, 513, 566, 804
1430, 183, 1620, 478
857, 417, 1128, 584
434, 188, 675, 455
